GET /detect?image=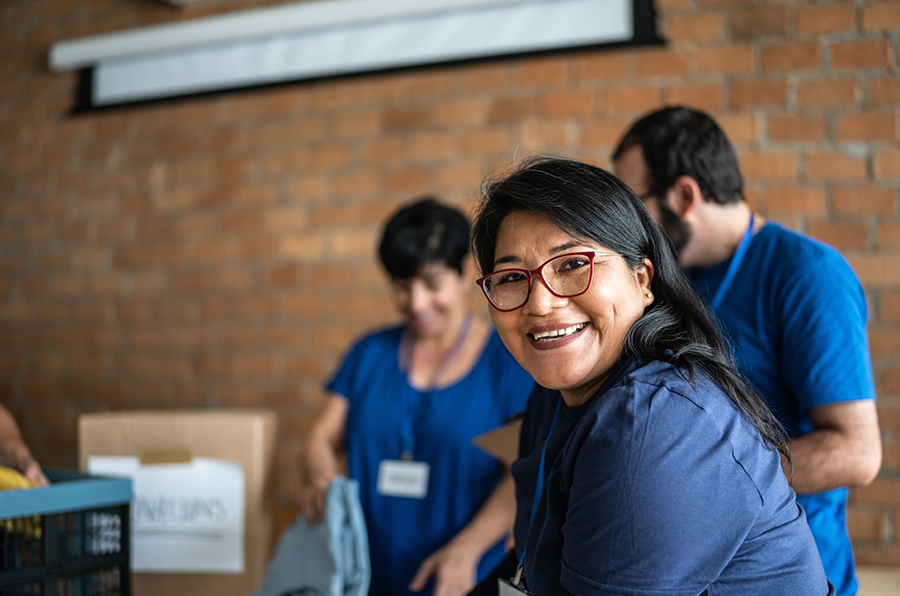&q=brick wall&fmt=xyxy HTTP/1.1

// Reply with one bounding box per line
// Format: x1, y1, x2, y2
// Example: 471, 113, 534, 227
2, 0, 899, 565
